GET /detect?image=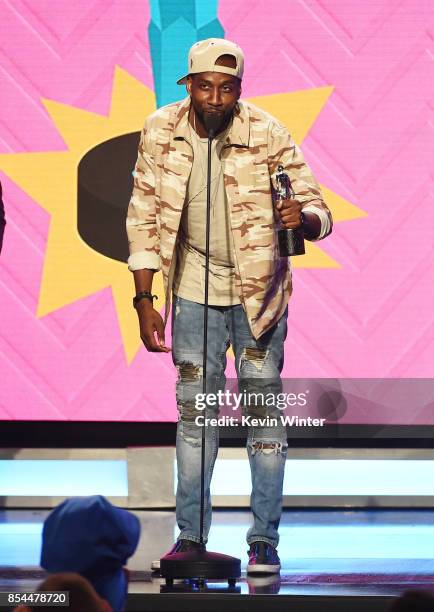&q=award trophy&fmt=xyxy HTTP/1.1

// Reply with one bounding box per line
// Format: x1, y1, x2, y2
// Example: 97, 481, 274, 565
275, 165, 305, 257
